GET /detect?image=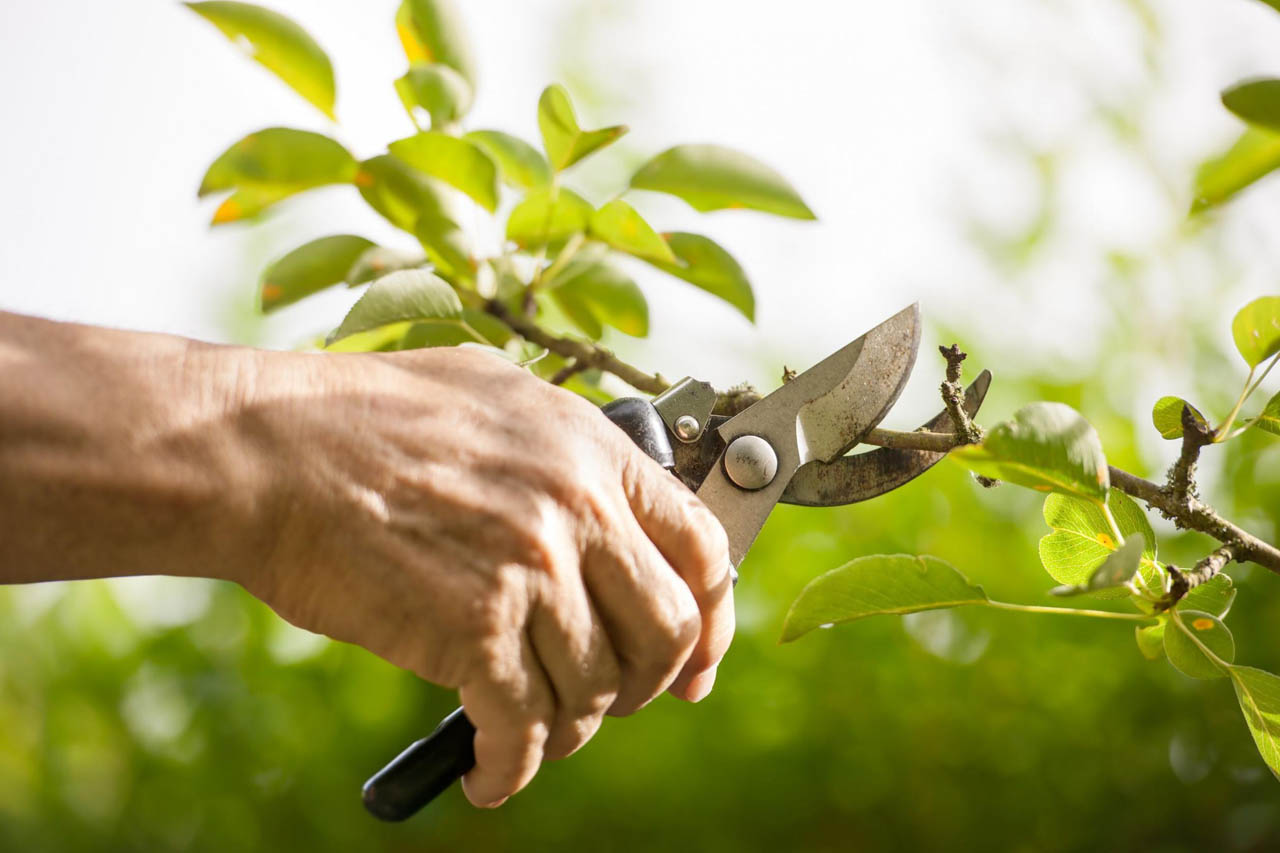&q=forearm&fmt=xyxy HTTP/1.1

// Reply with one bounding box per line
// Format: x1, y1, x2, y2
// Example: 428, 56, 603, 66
0, 311, 275, 585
